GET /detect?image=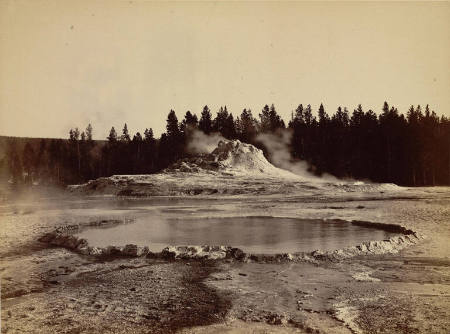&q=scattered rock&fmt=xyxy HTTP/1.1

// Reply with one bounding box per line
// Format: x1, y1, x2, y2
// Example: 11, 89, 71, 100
161, 245, 229, 260
265, 313, 287, 325
88, 247, 105, 256
122, 244, 139, 257
226, 247, 245, 260
105, 246, 123, 256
